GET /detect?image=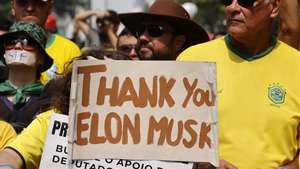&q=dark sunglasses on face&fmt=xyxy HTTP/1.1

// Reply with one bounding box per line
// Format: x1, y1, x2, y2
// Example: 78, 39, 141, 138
136, 24, 173, 38
119, 44, 136, 53
222, 0, 256, 7
4, 37, 37, 51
